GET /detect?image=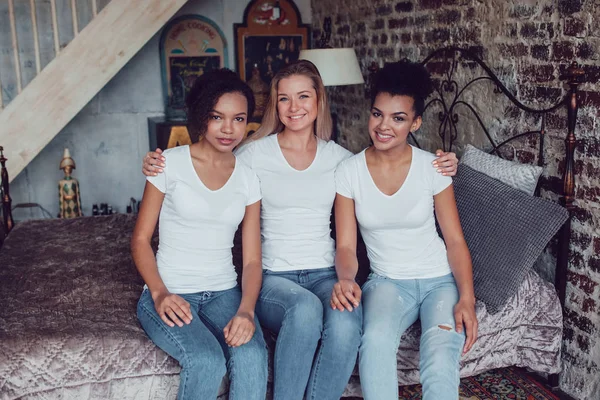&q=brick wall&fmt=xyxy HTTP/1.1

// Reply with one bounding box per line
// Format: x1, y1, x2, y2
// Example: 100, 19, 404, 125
309, 0, 600, 398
